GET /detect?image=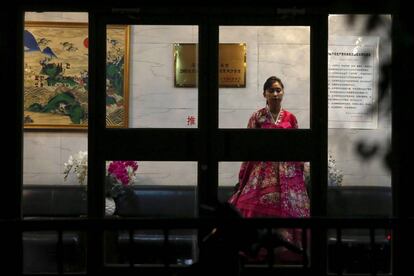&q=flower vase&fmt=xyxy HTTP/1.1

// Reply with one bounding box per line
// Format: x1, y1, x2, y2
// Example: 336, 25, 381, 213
105, 197, 116, 216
